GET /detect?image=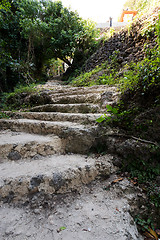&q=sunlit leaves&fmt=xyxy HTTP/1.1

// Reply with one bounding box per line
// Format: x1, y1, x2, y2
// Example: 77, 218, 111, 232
0, 0, 98, 90
0, 0, 11, 11
19, 0, 97, 66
